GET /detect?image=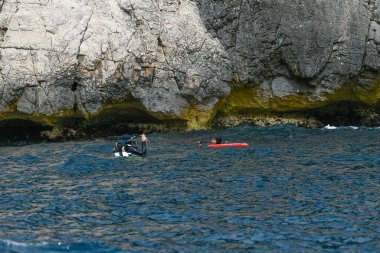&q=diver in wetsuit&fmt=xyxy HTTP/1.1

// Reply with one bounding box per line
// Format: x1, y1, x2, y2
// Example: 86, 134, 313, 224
125, 134, 148, 157
115, 134, 148, 157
